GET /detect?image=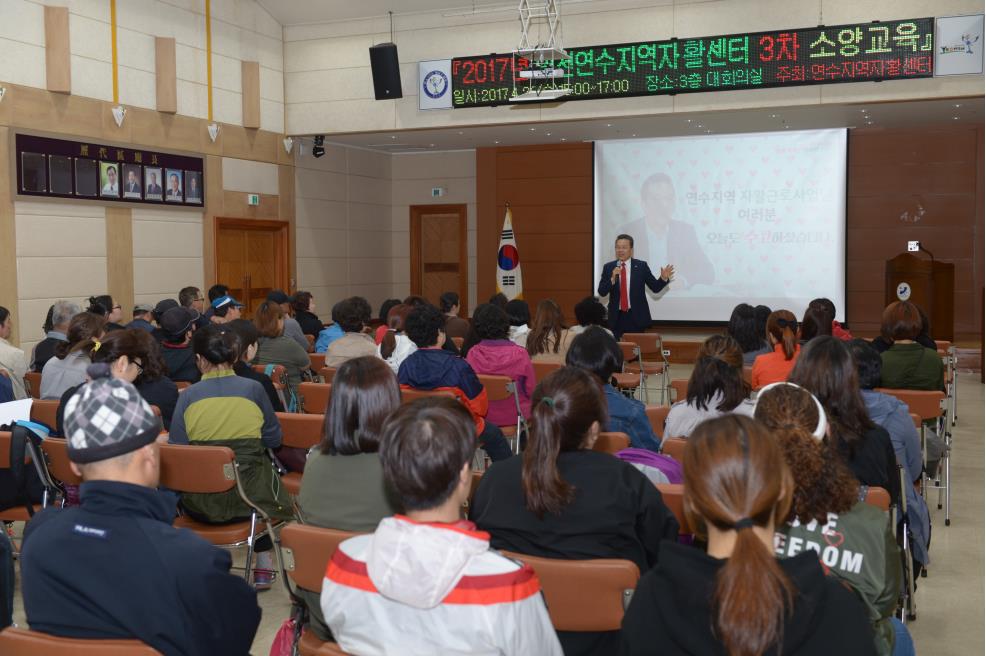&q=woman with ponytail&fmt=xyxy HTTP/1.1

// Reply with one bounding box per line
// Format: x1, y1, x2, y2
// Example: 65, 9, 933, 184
755, 383, 910, 656
376, 303, 416, 374
471, 366, 679, 656
40, 312, 106, 399
621, 415, 876, 656
87, 294, 125, 331
751, 309, 801, 389
169, 323, 292, 589
665, 334, 754, 438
